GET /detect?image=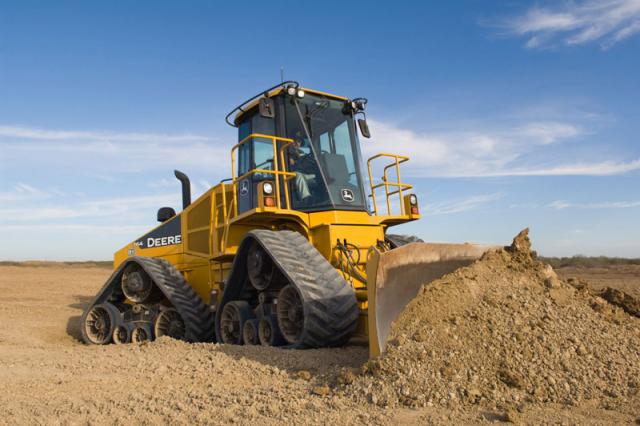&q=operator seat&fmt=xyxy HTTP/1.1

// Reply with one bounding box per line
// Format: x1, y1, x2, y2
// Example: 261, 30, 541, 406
320, 153, 350, 184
